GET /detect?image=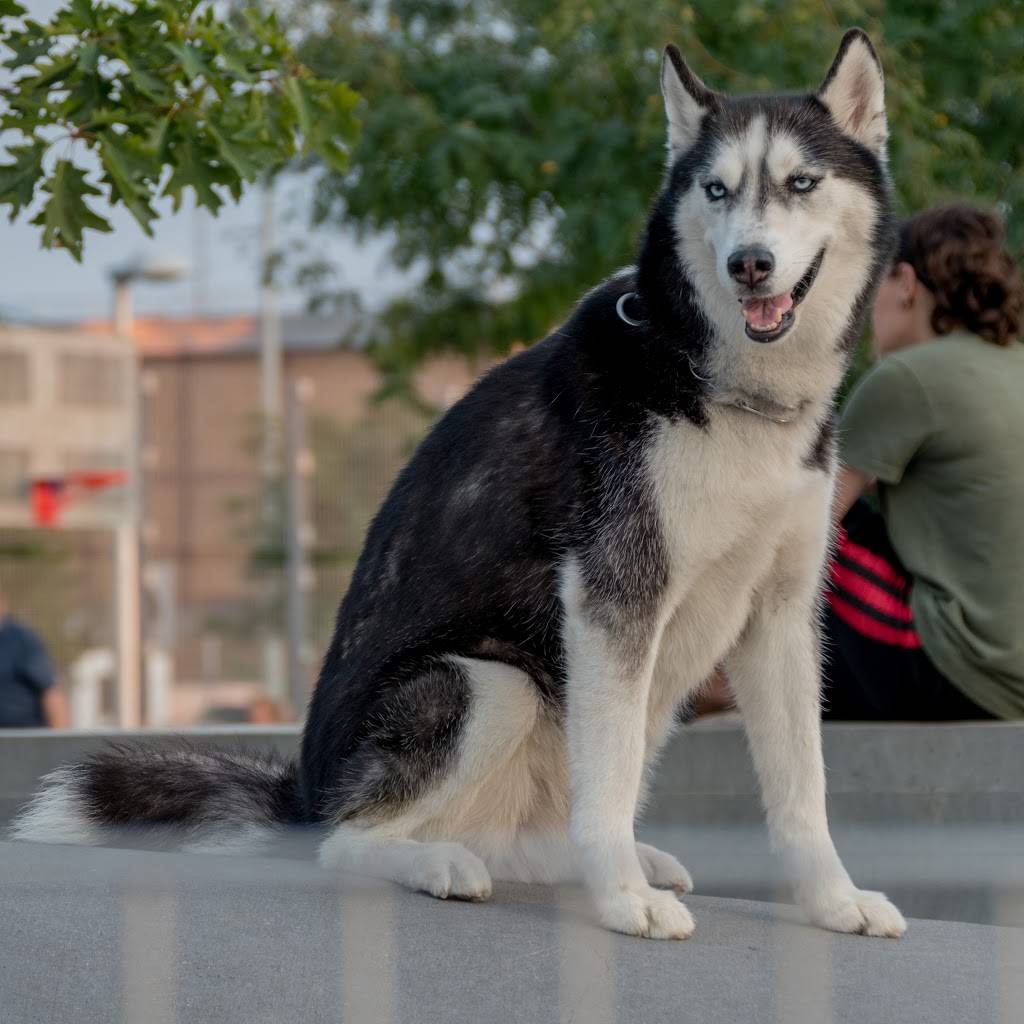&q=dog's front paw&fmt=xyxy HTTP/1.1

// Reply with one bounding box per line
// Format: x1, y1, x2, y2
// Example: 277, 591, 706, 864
636, 842, 693, 893
804, 885, 906, 938
595, 886, 695, 940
